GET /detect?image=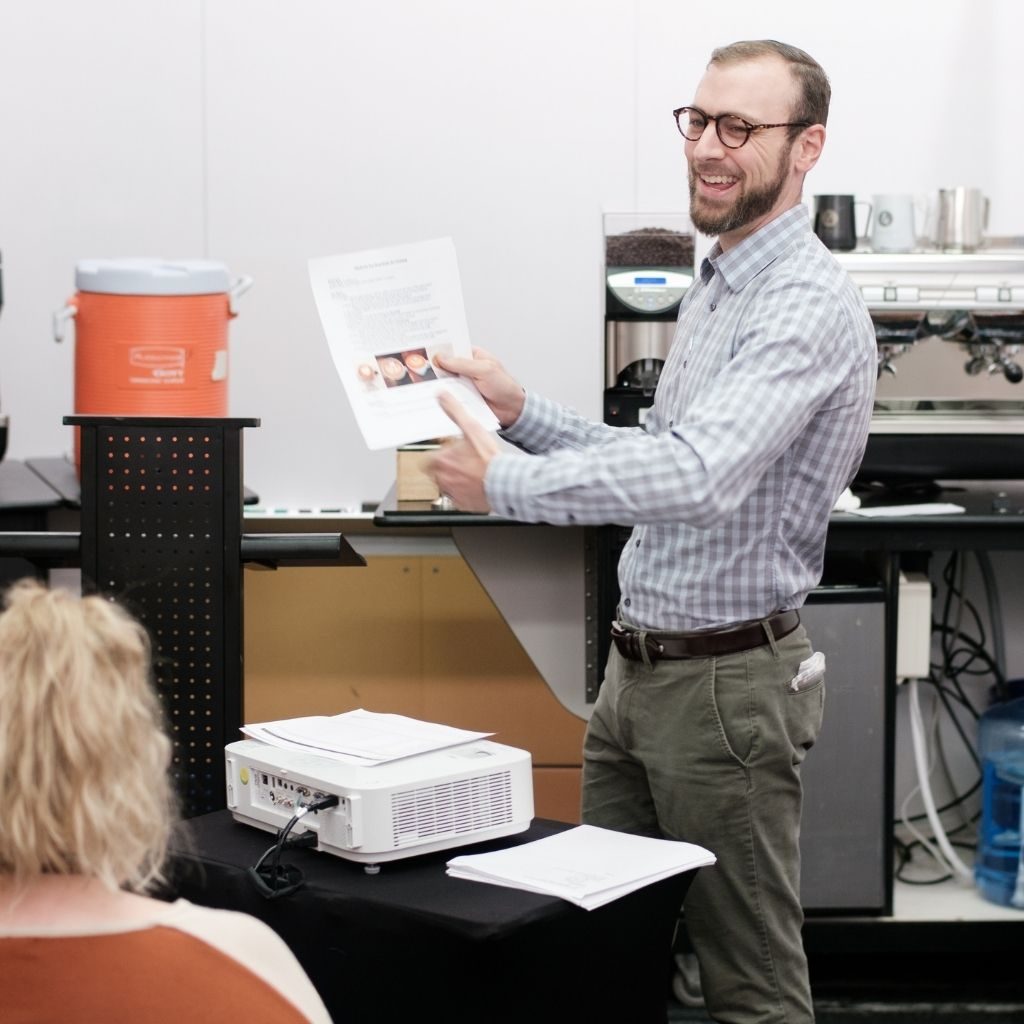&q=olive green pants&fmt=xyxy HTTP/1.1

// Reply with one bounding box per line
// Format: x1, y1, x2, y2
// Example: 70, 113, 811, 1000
582, 624, 823, 1024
